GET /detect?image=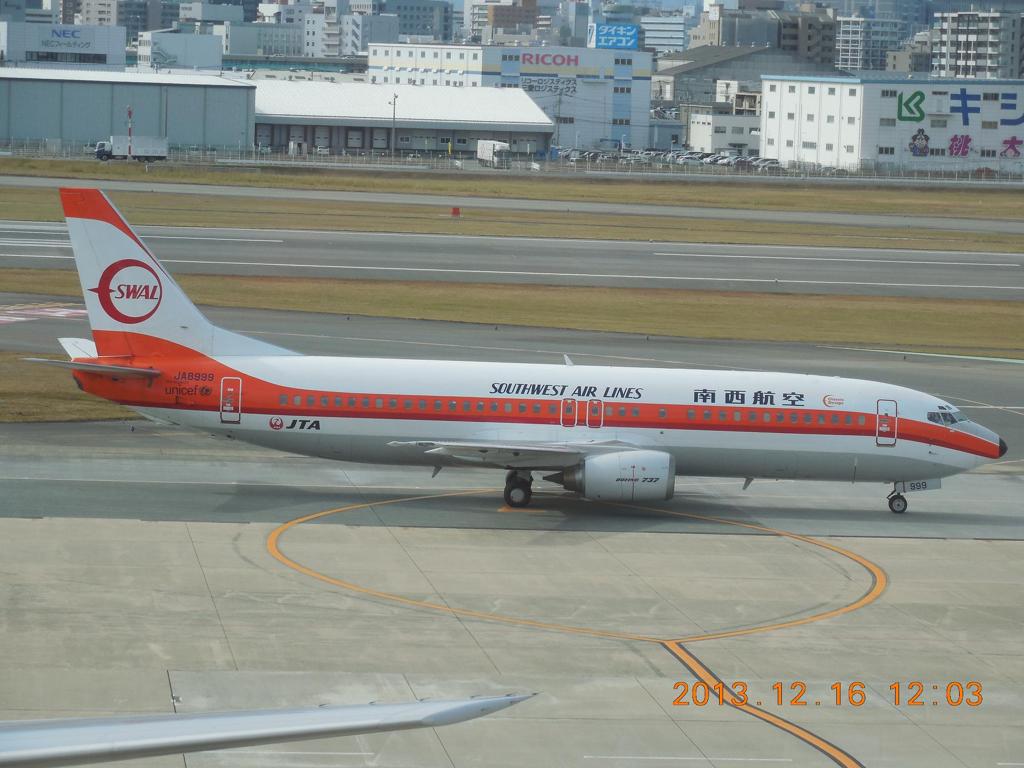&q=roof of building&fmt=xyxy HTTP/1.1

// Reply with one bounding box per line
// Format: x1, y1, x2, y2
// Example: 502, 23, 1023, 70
656, 45, 774, 76
0, 68, 253, 88
763, 73, 1024, 85
254, 81, 554, 130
